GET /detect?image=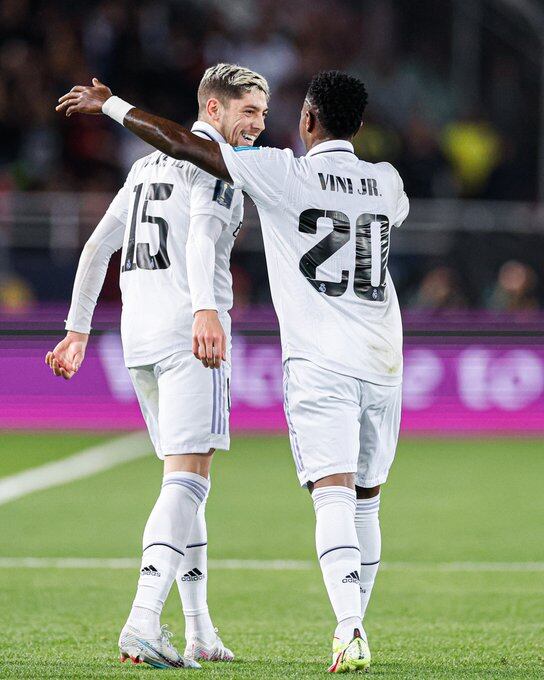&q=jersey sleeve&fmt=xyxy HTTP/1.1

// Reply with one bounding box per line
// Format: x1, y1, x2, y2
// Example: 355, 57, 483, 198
105, 172, 132, 224
219, 144, 292, 207
186, 213, 224, 314
189, 166, 239, 225
392, 169, 409, 228
65, 212, 125, 334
